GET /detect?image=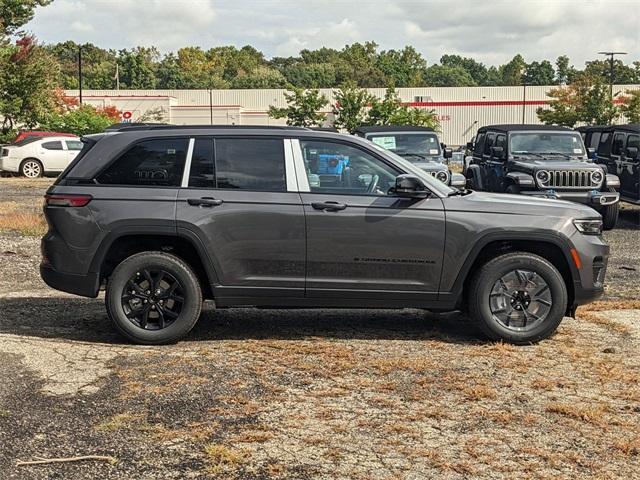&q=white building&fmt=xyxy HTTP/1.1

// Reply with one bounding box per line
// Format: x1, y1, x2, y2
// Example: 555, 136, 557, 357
66, 85, 640, 146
